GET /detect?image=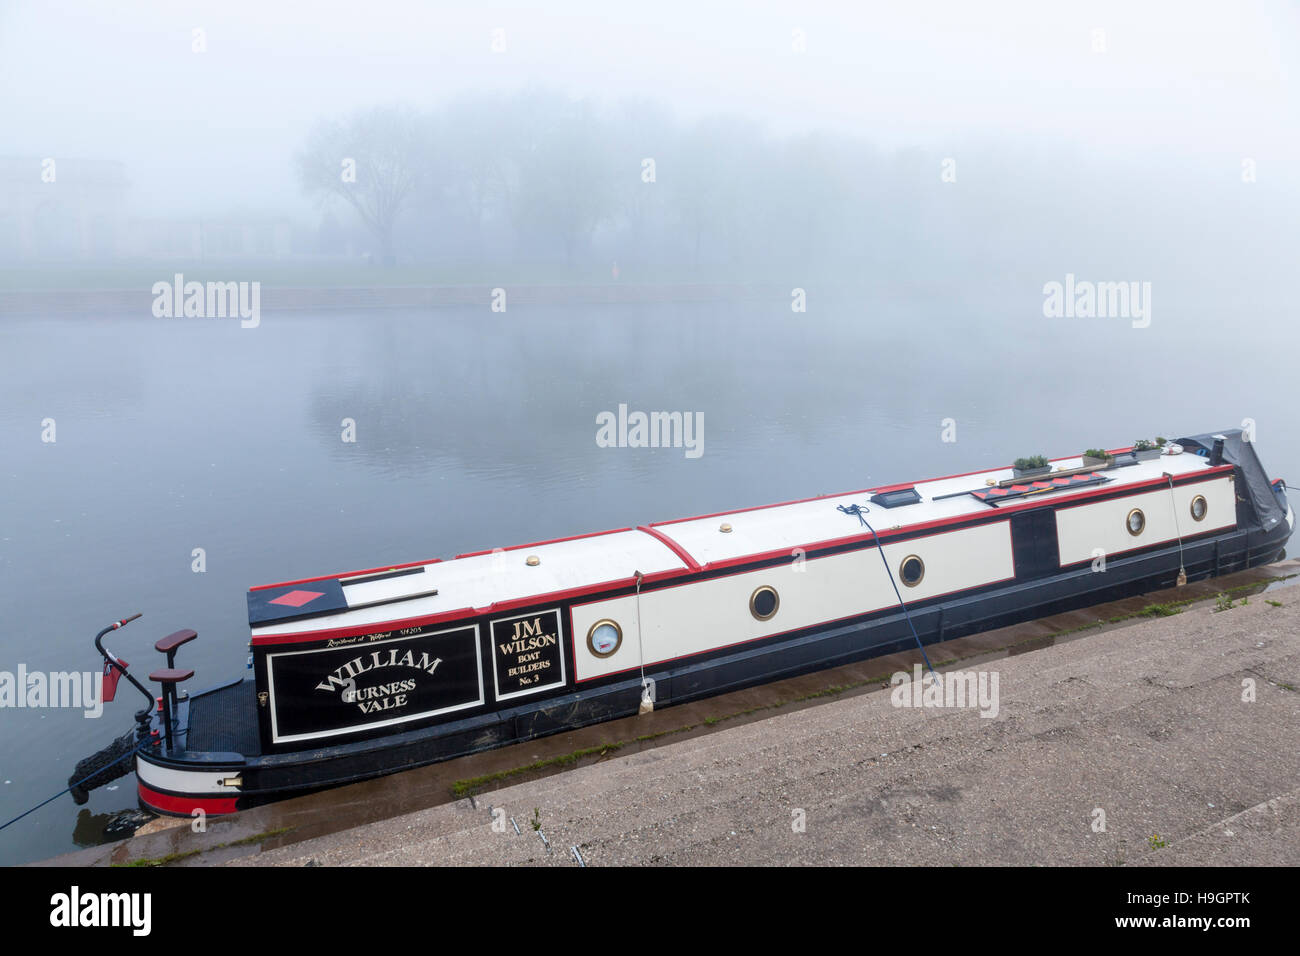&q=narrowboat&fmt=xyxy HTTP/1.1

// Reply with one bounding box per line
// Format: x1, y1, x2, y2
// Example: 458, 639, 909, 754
69, 429, 1292, 817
